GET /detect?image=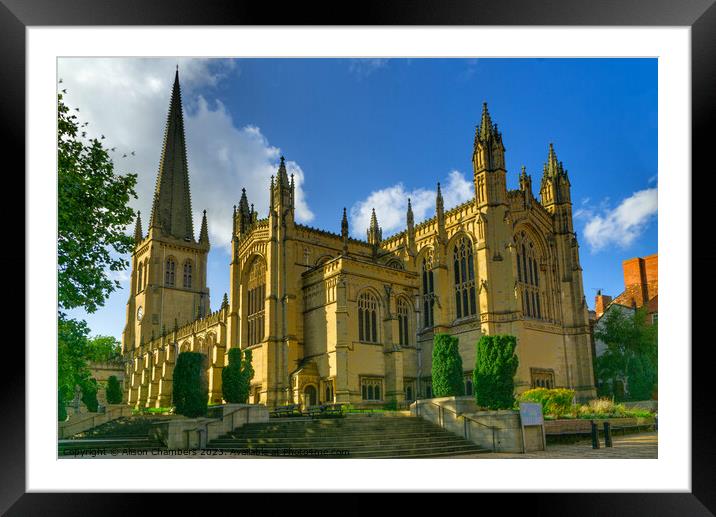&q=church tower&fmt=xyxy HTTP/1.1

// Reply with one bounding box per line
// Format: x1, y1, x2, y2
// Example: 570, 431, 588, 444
121, 69, 210, 356
538, 143, 594, 398
471, 103, 518, 334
